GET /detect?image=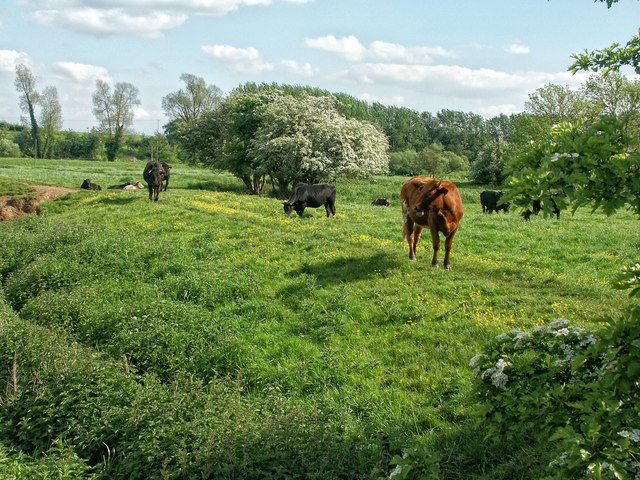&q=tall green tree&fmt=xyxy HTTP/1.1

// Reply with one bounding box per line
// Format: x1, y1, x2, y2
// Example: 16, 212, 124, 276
14, 64, 41, 158
92, 80, 140, 161
161, 73, 223, 124
524, 83, 589, 124
249, 93, 388, 195
434, 109, 490, 160
39, 86, 63, 159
